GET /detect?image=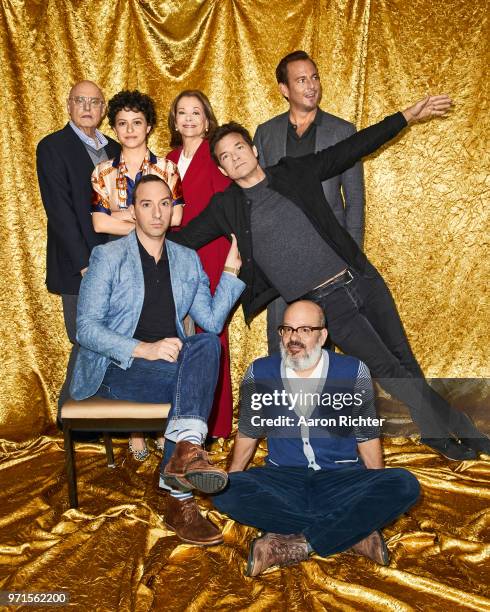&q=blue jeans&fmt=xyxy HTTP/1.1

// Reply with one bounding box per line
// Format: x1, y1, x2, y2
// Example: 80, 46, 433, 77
95, 333, 221, 469
213, 465, 420, 557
